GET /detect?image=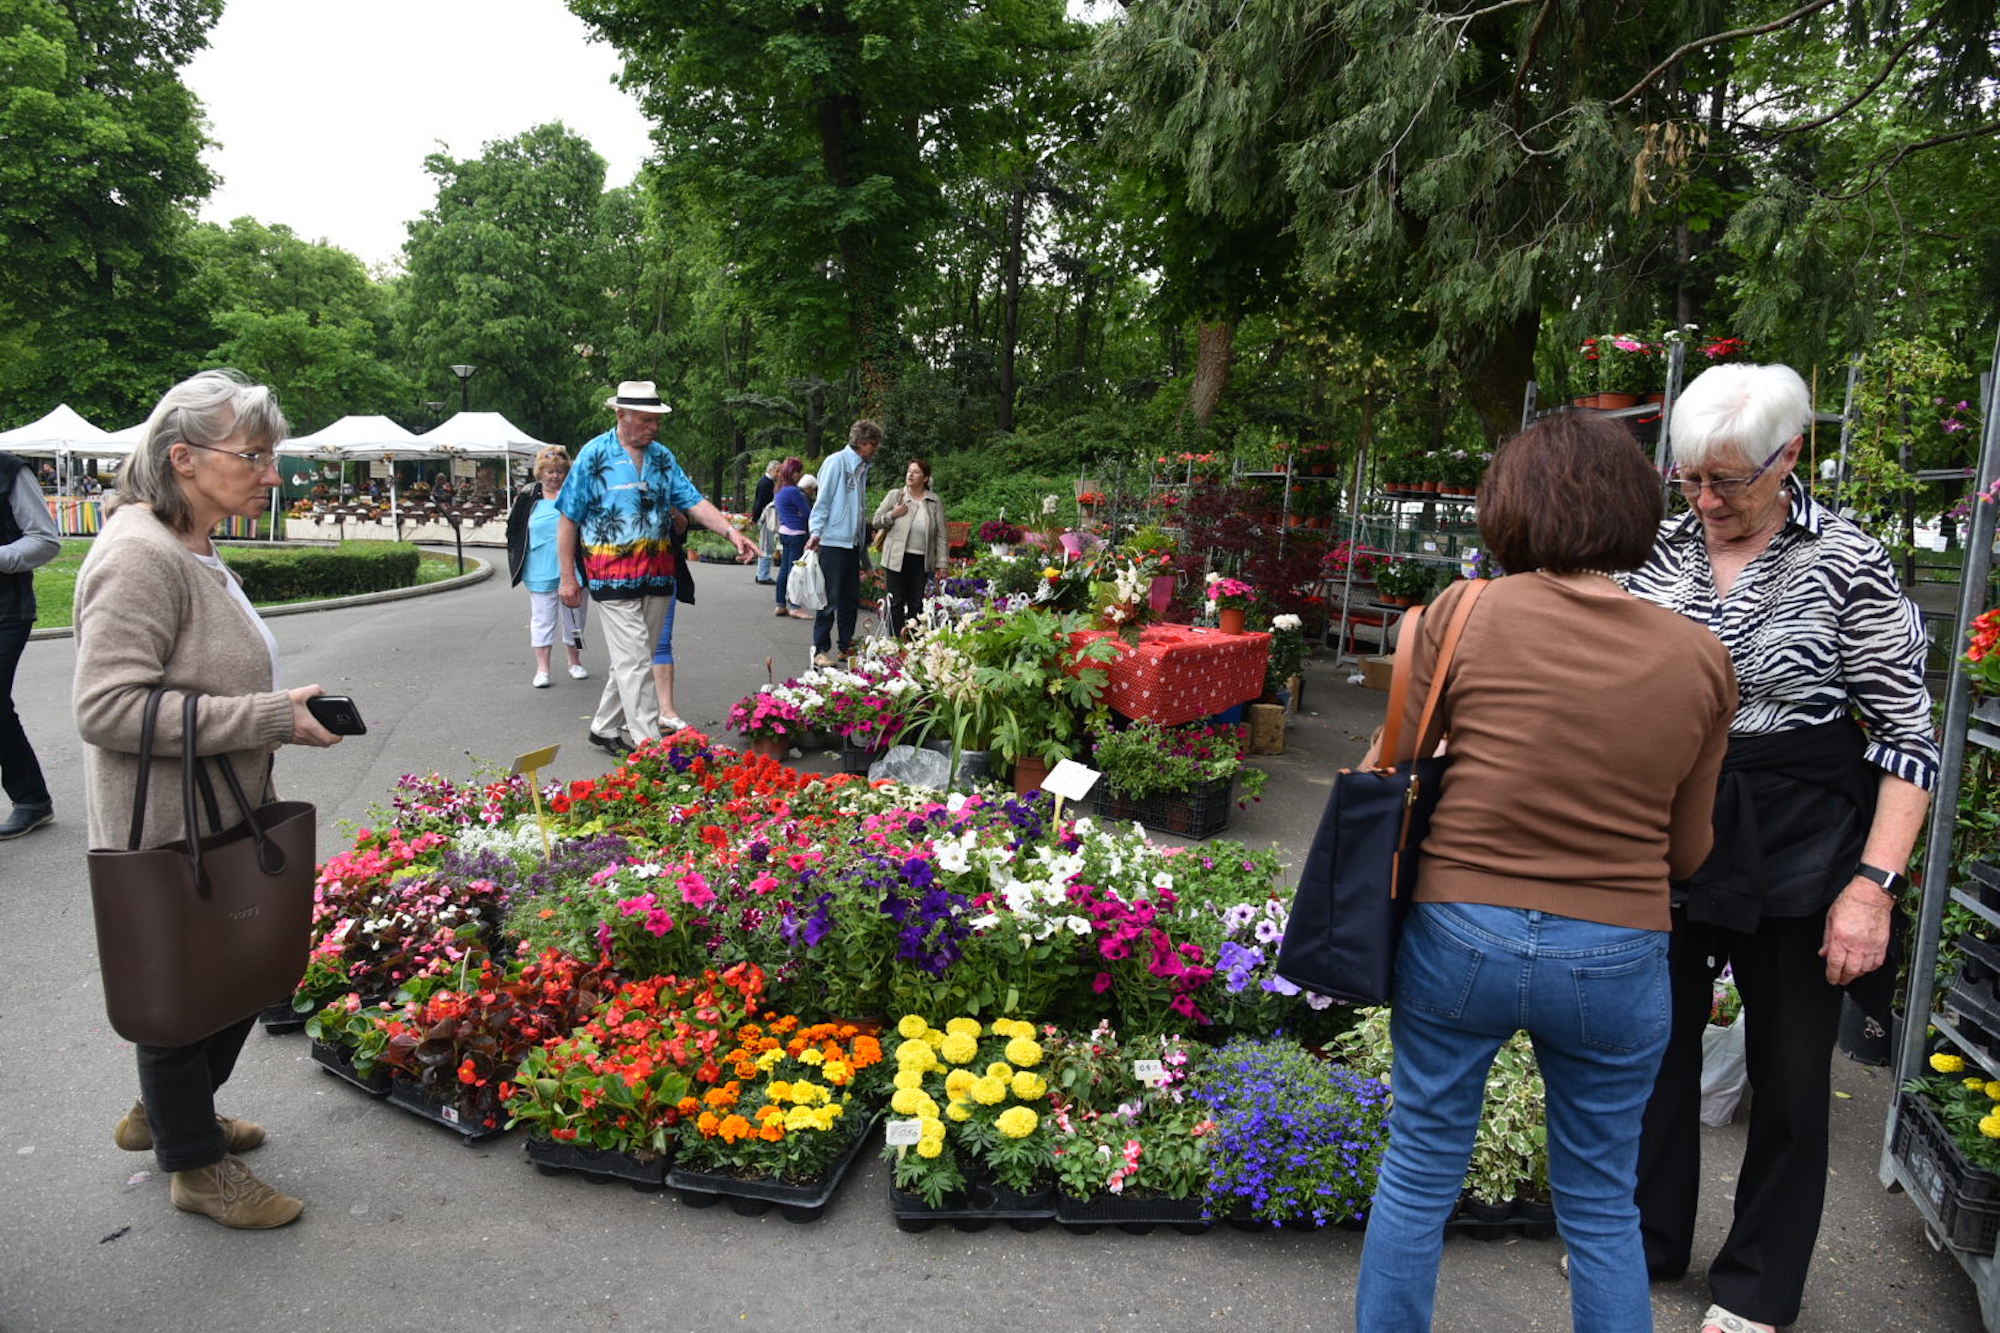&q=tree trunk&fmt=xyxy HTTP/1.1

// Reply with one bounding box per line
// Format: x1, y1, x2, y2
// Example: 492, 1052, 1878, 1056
997, 183, 1026, 432
1461, 309, 1540, 445
1189, 319, 1233, 426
